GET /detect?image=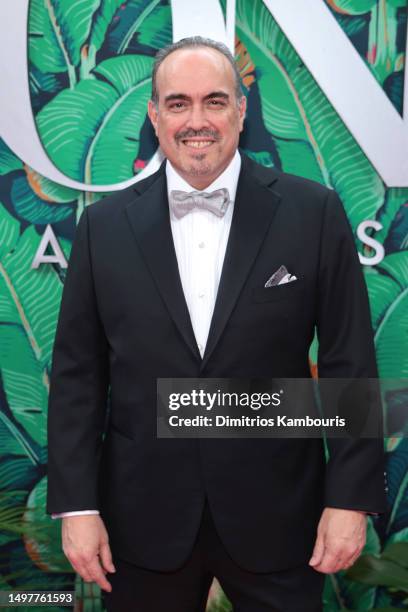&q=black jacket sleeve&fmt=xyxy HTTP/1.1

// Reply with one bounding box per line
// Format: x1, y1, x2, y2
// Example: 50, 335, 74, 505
316, 189, 387, 513
47, 207, 109, 514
